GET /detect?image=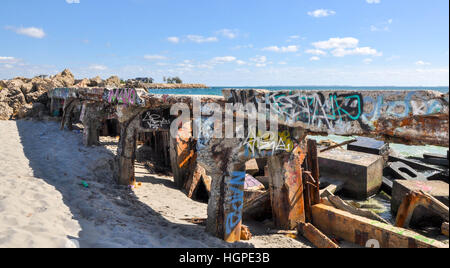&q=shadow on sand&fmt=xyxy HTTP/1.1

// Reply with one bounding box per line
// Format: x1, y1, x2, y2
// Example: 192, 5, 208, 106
16, 120, 251, 248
